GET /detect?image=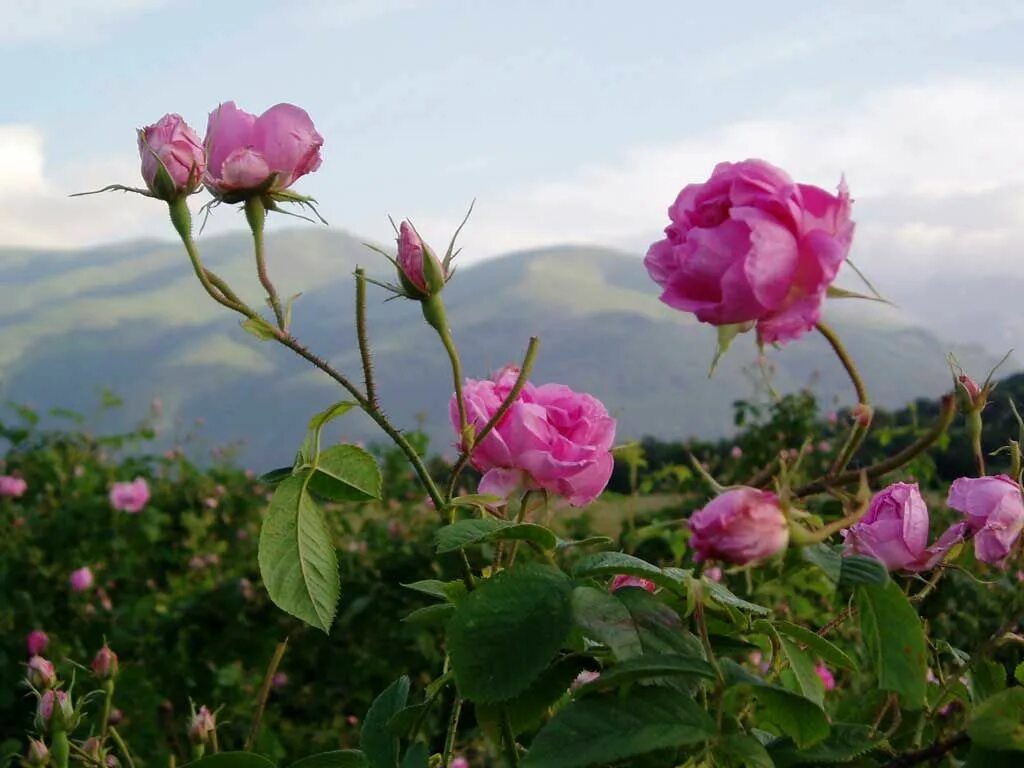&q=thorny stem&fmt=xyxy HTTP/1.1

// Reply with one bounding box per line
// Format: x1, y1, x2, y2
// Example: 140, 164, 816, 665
354, 269, 378, 408
817, 322, 872, 475
245, 197, 286, 330
880, 732, 969, 767
246, 639, 288, 751
442, 695, 463, 767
